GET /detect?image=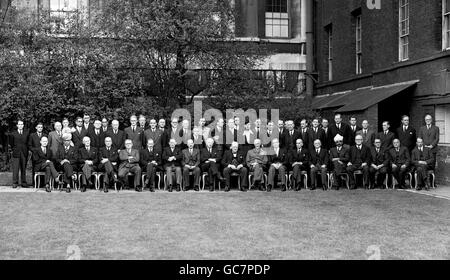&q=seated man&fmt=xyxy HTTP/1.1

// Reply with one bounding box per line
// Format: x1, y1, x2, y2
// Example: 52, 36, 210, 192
201, 138, 225, 192
347, 135, 371, 189
182, 139, 201, 191
118, 139, 142, 192
267, 138, 288, 192
222, 141, 248, 192
411, 138, 434, 191
289, 138, 310, 191
98, 137, 119, 193
140, 139, 162, 192
56, 133, 78, 193
369, 138, 389, 189
388, 139, 411, 189
78, 136, 98, 192
32, 136, 61, 193
245, 139, 268, 191
162, 138, 183, 192
329, 134, 350, 190
309, 139, 329, 191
